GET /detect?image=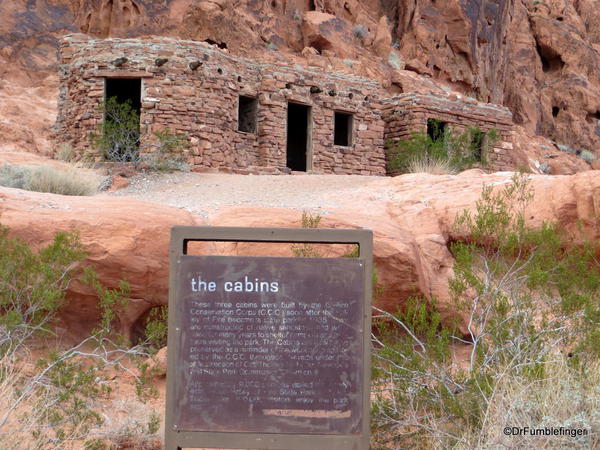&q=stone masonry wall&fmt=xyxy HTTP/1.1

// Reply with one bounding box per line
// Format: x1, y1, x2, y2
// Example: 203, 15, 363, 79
382, 94, 515, 172
56, 34, 386, 175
